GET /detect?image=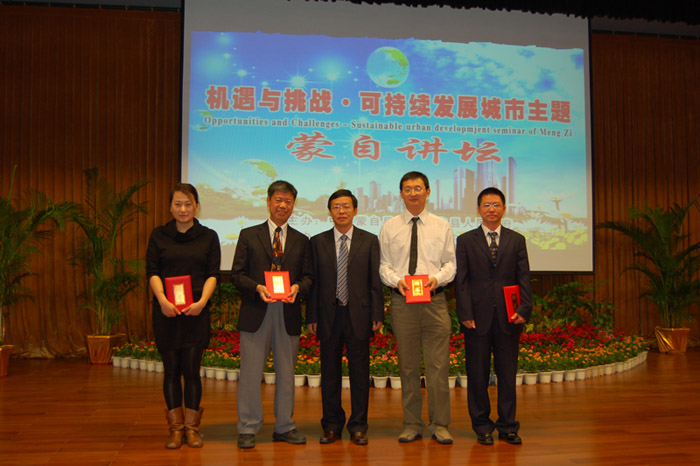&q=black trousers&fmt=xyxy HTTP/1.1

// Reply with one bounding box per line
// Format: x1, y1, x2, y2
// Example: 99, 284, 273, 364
319, 305, 370, 434
464, 315, 520, 435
